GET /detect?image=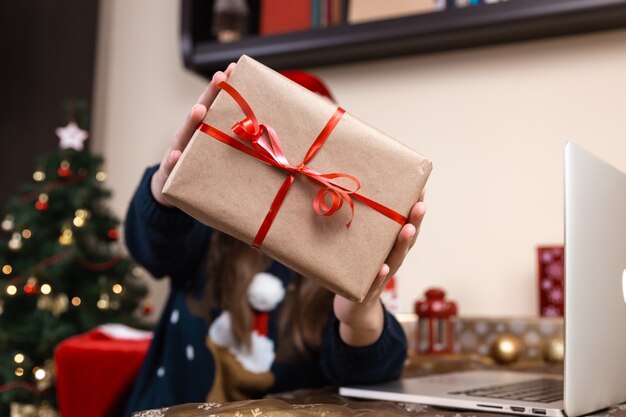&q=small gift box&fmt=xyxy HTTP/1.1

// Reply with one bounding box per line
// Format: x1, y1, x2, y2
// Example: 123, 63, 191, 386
163, 55, 432, 301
